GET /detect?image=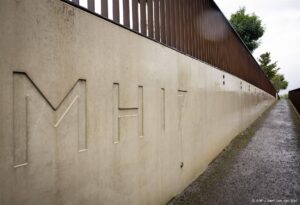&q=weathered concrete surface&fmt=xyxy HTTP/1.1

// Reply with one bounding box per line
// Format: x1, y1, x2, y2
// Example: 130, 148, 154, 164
0, 0, 275, 204
170, 100, 300, 205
